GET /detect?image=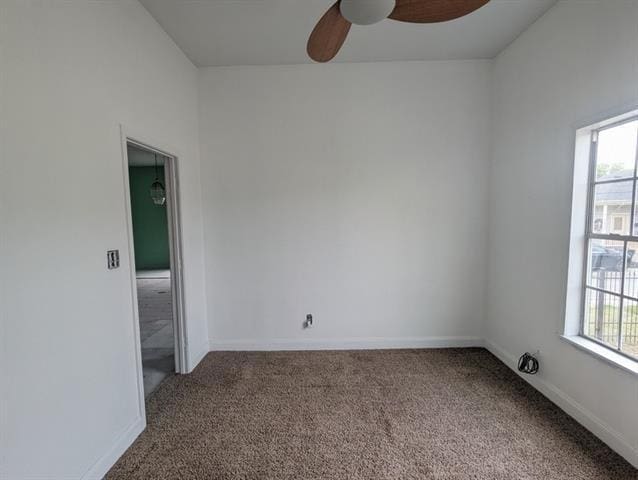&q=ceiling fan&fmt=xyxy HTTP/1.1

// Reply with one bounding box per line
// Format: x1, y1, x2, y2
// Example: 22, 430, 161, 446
307, 0, 490, 62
